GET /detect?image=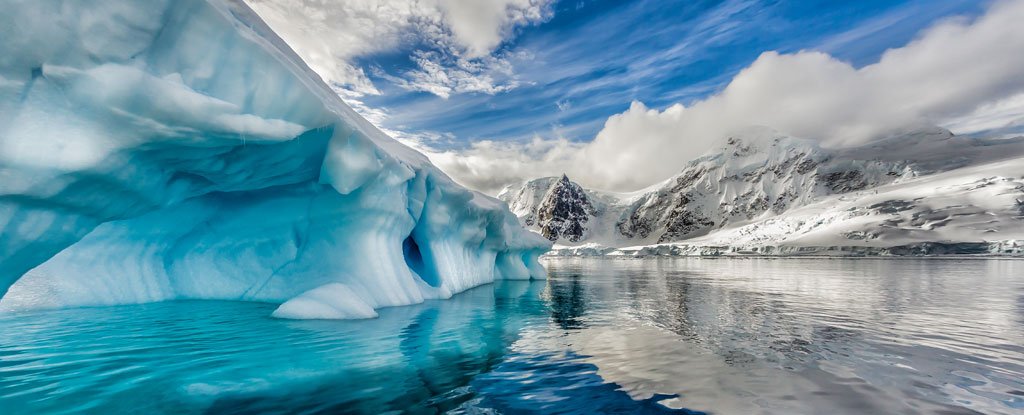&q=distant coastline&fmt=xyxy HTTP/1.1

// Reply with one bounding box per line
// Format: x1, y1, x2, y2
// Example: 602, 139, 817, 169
544, 240, 1024, 258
